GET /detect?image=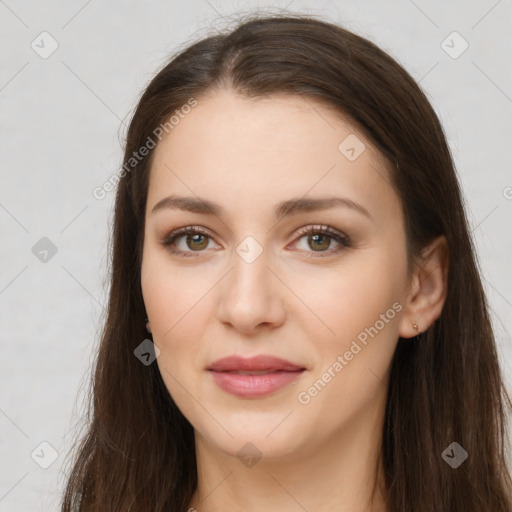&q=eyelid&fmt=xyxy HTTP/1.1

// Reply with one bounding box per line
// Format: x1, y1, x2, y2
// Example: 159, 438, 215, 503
288, 225, 351, 258
159, 224, 351, 258
159, 226, 218, 256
